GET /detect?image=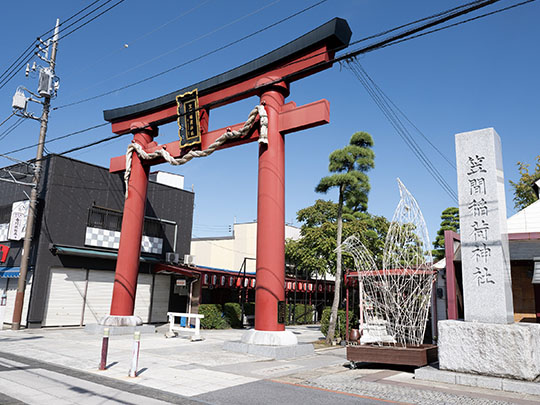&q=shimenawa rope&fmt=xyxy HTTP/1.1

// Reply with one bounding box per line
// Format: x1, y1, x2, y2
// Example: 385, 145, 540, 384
123, 105, 267, 198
